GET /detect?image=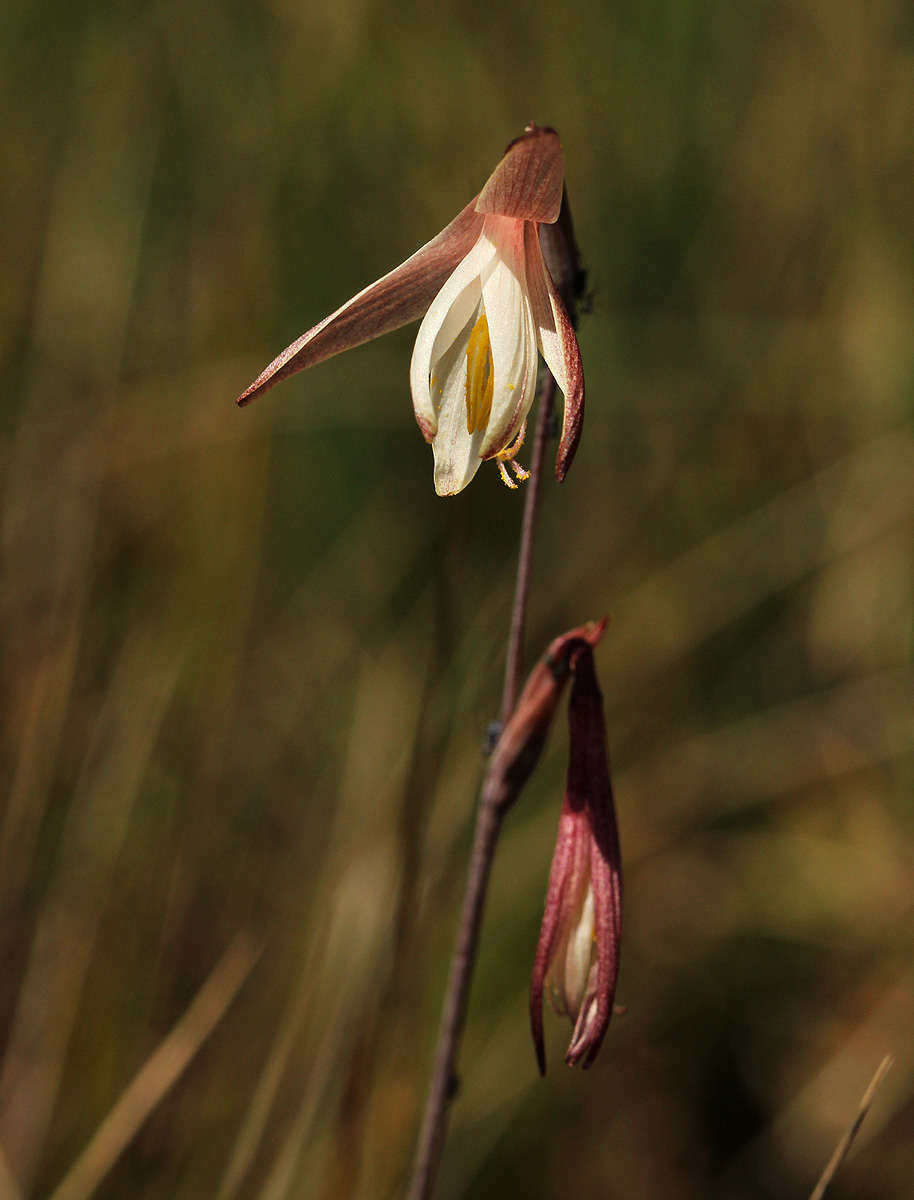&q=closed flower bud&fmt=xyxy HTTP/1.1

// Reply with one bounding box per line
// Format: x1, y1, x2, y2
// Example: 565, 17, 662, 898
485, 621, 605, 814
530, 645, 622, 1072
